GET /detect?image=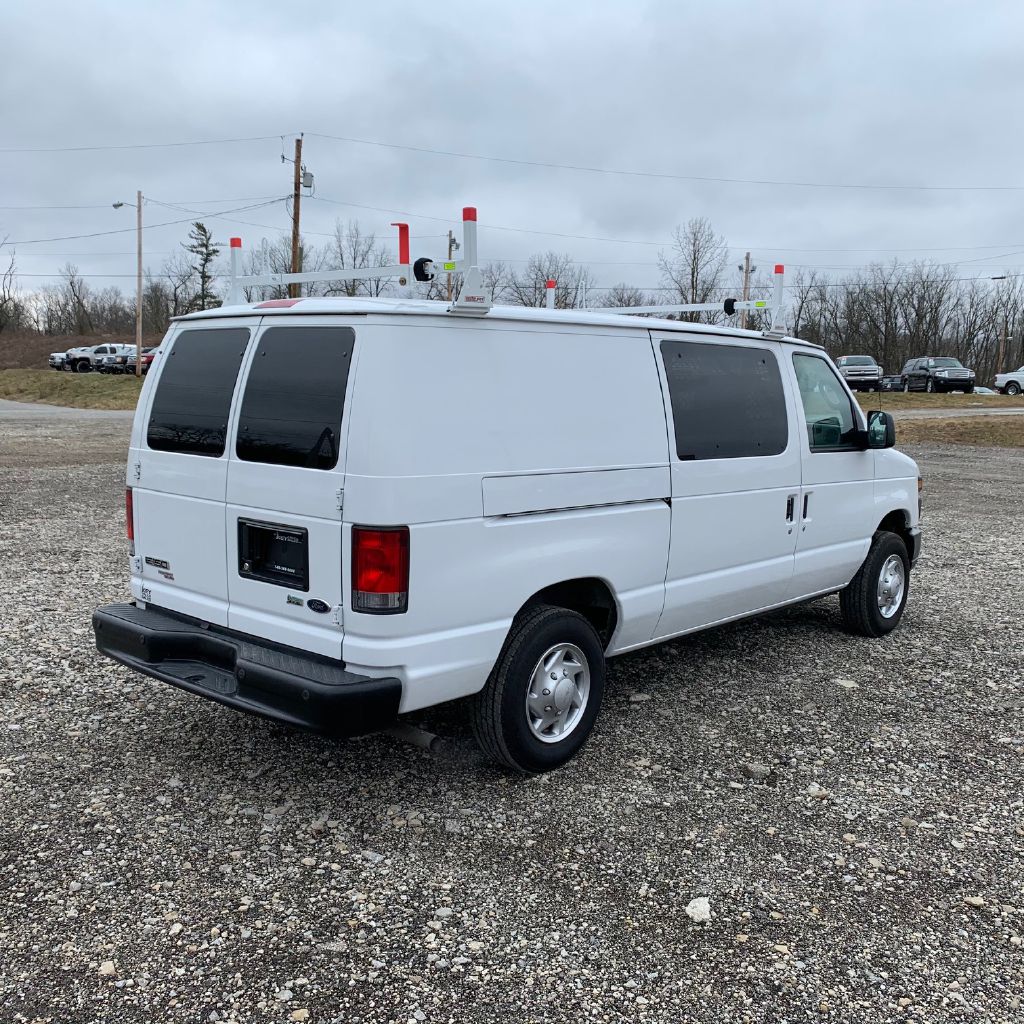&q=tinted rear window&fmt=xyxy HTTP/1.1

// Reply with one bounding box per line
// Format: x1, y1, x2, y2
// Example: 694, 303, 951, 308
147, 328, 250, 457
236, 326, 355, 470
660, 340, 788, 460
